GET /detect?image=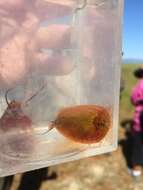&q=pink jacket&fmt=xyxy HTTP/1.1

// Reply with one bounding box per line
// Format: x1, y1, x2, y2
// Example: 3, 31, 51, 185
131, 79, 143, 132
